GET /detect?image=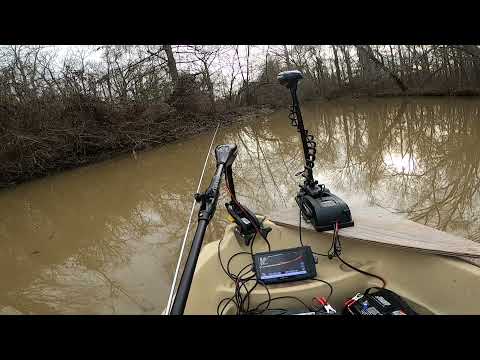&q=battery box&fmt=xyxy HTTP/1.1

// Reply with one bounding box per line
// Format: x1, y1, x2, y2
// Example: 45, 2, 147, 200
344, 288, 417, 315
